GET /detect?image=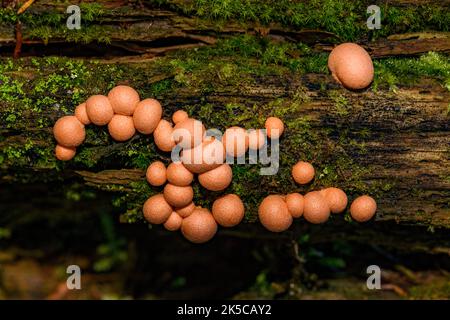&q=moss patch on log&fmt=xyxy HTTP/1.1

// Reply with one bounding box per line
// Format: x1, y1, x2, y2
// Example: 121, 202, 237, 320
1, 35, 449, 225
1, 0, 449, 44
165, 0, 450, 40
